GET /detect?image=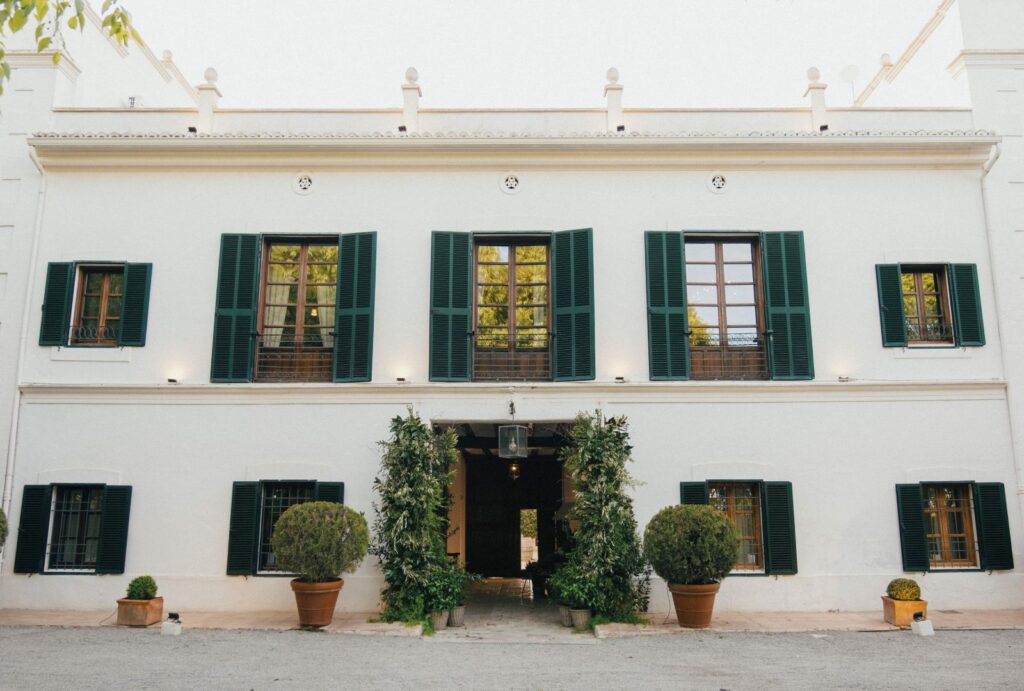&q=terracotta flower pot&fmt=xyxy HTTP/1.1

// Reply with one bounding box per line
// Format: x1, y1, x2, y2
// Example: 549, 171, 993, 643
430, 610, 449, 630
116, 596, 163, 627
558, 603, 573, 627
668, 582, 721, 628
290, 578, 343, 628
570, 608, 592, 629
448, 605, 466, 627
882, 596, 928, 627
